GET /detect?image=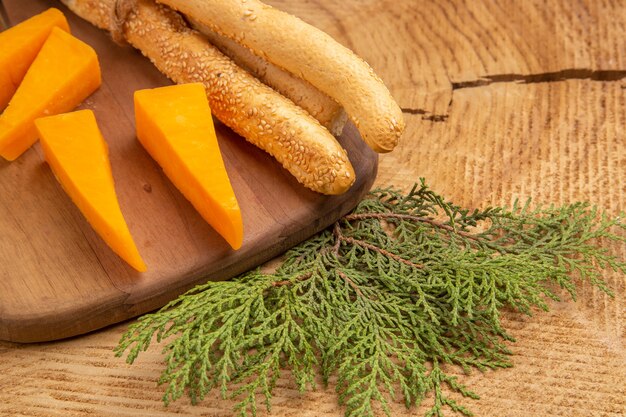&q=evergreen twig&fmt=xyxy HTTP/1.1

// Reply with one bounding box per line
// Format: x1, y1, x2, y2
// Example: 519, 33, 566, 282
115, 179, 625, 417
